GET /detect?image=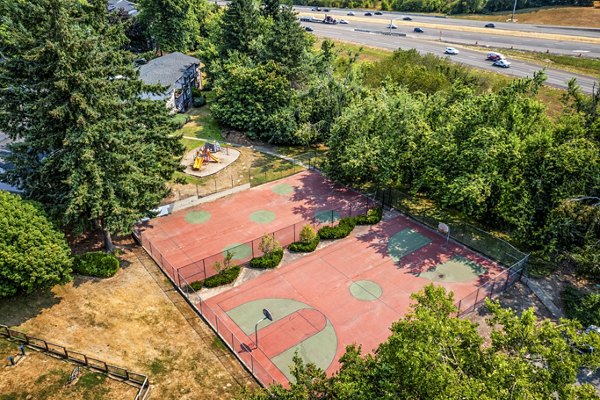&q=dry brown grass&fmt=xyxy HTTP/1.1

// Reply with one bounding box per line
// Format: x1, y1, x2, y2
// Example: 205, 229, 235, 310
0, 338, 137, 400
0, 247, 257, 400
459, 7, 600, 28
